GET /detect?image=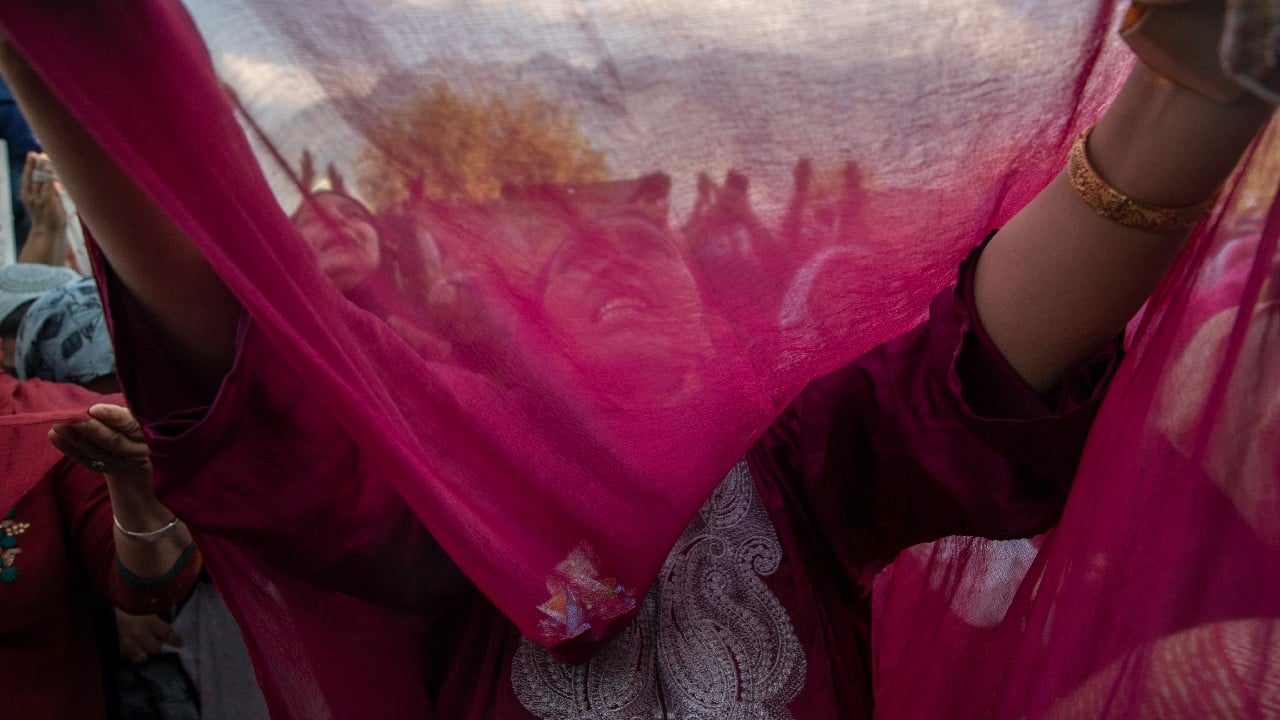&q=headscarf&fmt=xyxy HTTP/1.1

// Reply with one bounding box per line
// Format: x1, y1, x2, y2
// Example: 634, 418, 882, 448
15, 276, 115, 385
